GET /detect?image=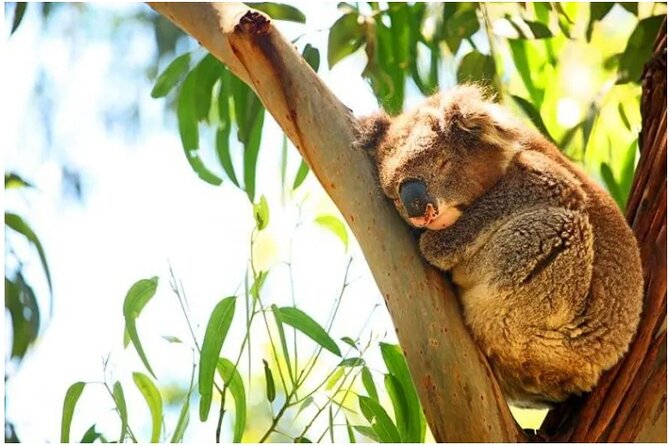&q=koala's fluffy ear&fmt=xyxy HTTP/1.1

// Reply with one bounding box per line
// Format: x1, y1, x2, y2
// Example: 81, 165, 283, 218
353, 113, 390, 161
